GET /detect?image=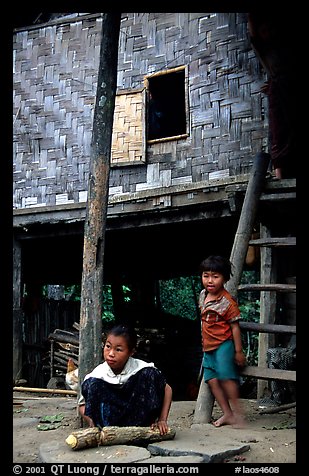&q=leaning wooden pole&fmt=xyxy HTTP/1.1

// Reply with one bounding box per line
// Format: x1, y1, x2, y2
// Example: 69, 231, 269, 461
225, 152, 271, 297
193, 152, 271, 424
78, 13, 121, 392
